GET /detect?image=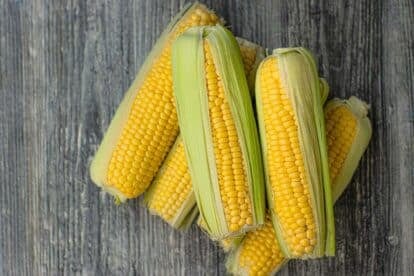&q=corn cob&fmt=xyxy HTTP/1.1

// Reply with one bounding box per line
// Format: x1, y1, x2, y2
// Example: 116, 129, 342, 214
172, 25, 265, 239
255, 48, 334, 258
89, 3, 221, 202
227, 96, 372, 275
324, 97, 372, 201
144, 39, 265, 229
